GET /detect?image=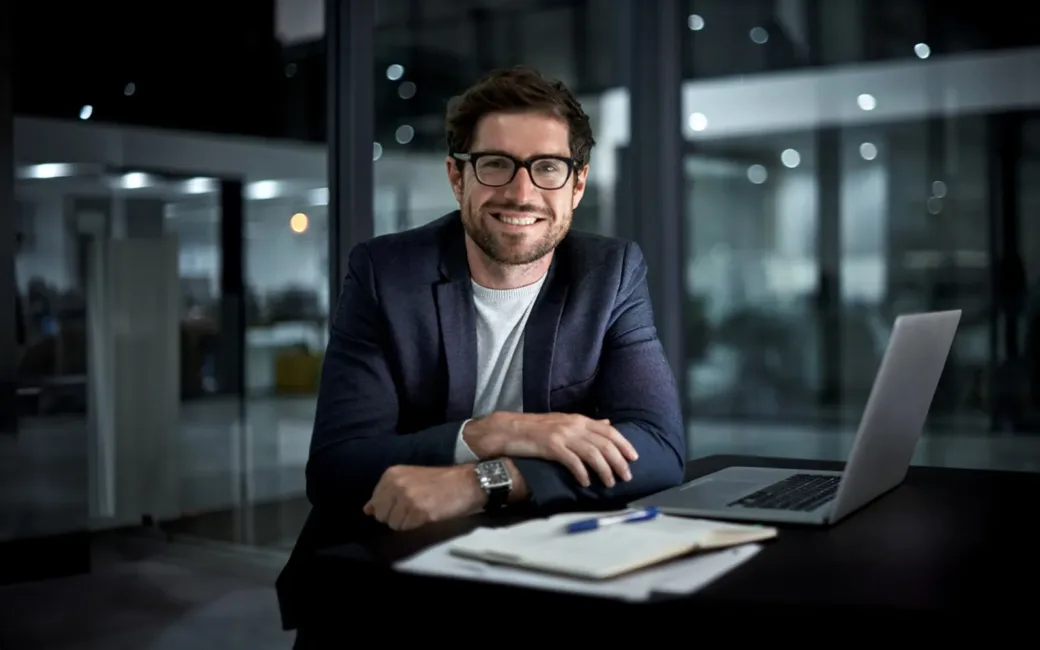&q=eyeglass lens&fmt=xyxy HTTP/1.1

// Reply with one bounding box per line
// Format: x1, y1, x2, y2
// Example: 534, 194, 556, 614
474, 155, 570, 189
